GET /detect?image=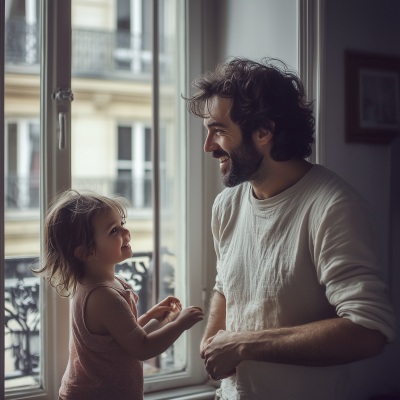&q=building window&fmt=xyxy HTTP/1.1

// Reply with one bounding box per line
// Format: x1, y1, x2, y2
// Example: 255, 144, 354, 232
5, 119, 40, 211
118, 126, 132, 161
